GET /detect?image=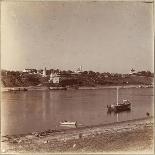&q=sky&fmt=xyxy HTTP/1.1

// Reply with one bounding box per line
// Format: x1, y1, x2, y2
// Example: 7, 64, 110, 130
1, 1, 154, 73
